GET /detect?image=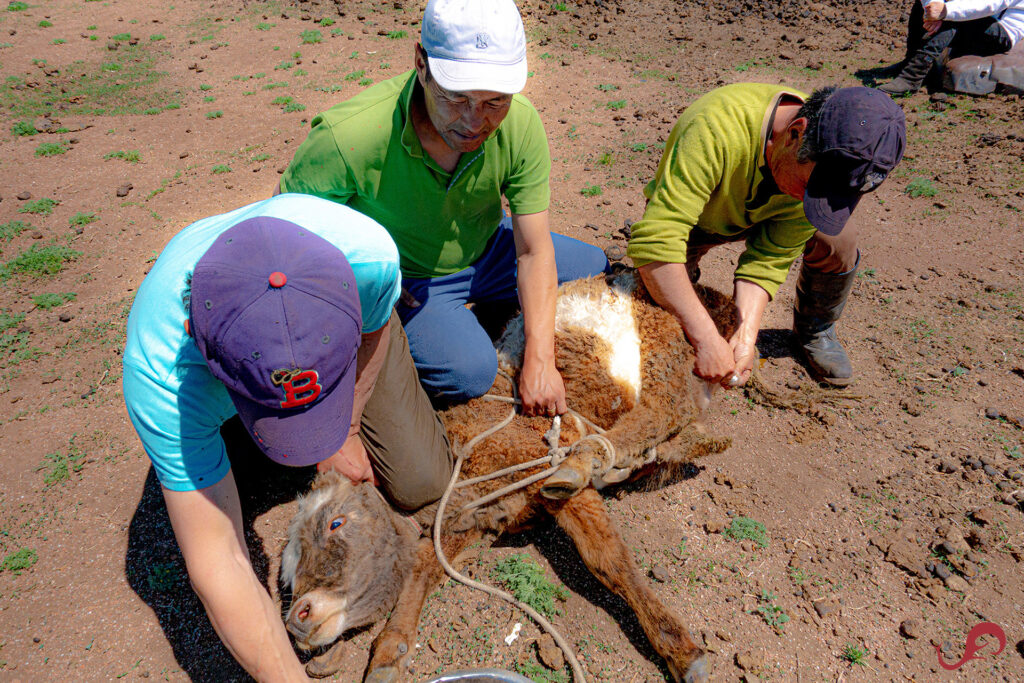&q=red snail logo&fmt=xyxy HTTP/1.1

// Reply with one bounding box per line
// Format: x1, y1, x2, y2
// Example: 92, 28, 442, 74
935, 622, 1006, 671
